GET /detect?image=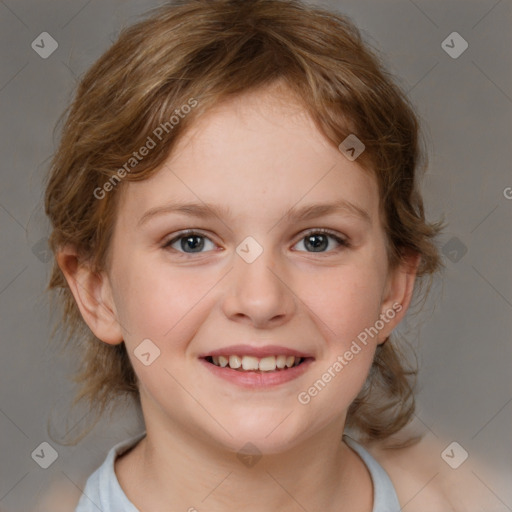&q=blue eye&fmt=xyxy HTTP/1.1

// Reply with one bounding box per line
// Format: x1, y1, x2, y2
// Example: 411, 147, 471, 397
163, 230, 216, 254
163, 228, 350, 256
292, 229, 350, 253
